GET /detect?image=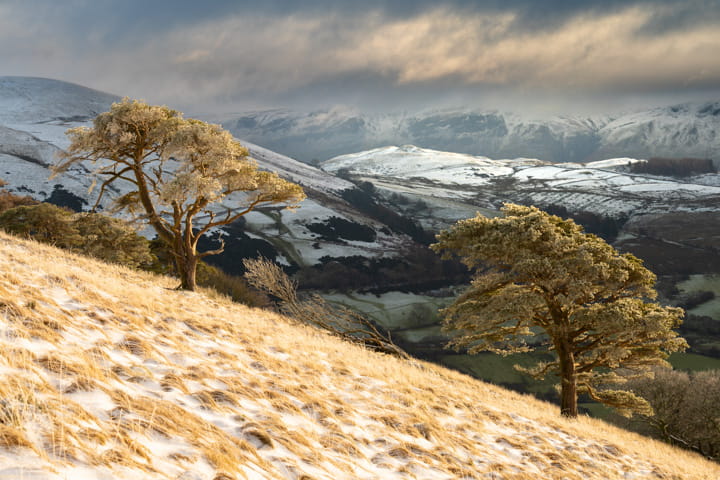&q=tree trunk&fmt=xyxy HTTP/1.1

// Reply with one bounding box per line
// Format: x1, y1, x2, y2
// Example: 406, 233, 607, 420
175, 251, 199, 291
556, 338, 578, 418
